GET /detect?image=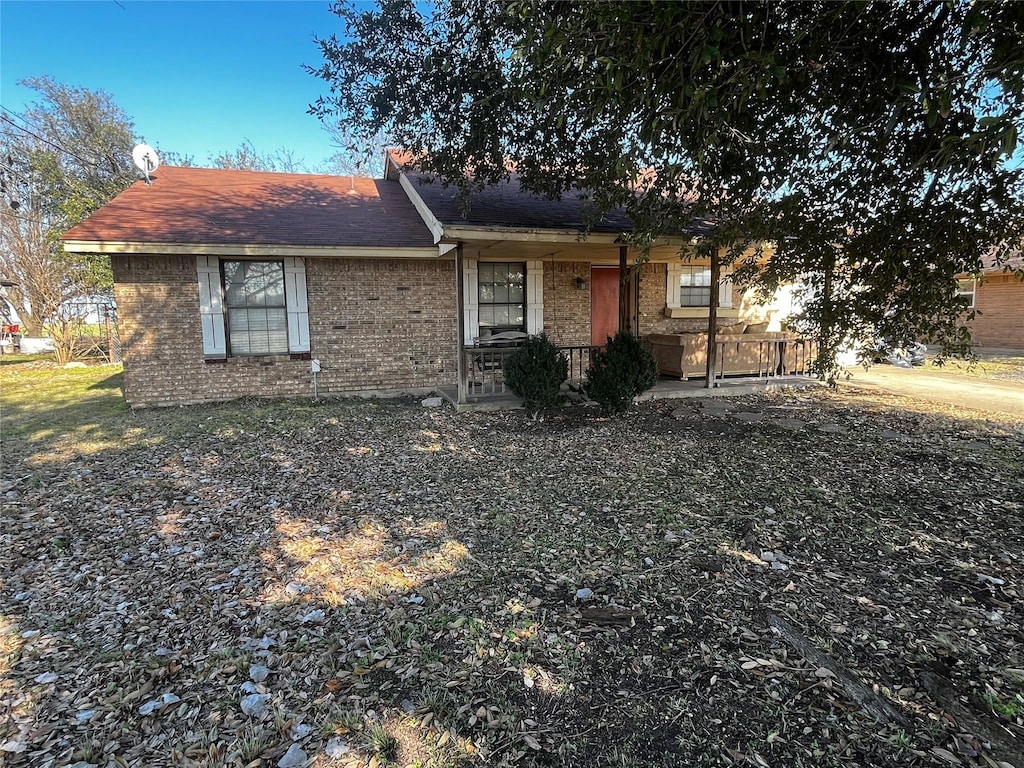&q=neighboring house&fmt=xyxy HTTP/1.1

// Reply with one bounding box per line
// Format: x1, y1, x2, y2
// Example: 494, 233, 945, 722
62, 153, 782, 407
0, 278, 21, 328
957, 251, 1024, 350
